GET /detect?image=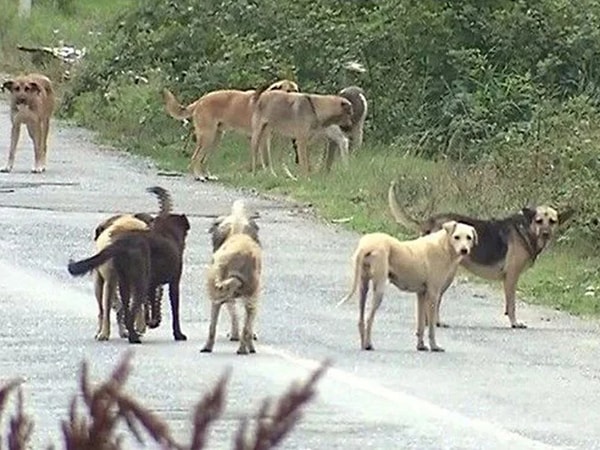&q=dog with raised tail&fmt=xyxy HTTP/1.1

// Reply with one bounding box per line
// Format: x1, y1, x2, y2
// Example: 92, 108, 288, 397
202, 199, 262, 355
338, 220, 477, 353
